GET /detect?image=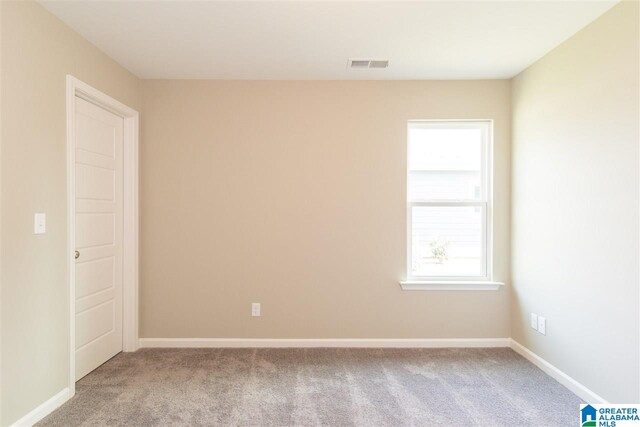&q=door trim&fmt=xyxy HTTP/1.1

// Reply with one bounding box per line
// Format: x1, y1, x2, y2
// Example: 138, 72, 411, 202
66, 75, 139, 397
